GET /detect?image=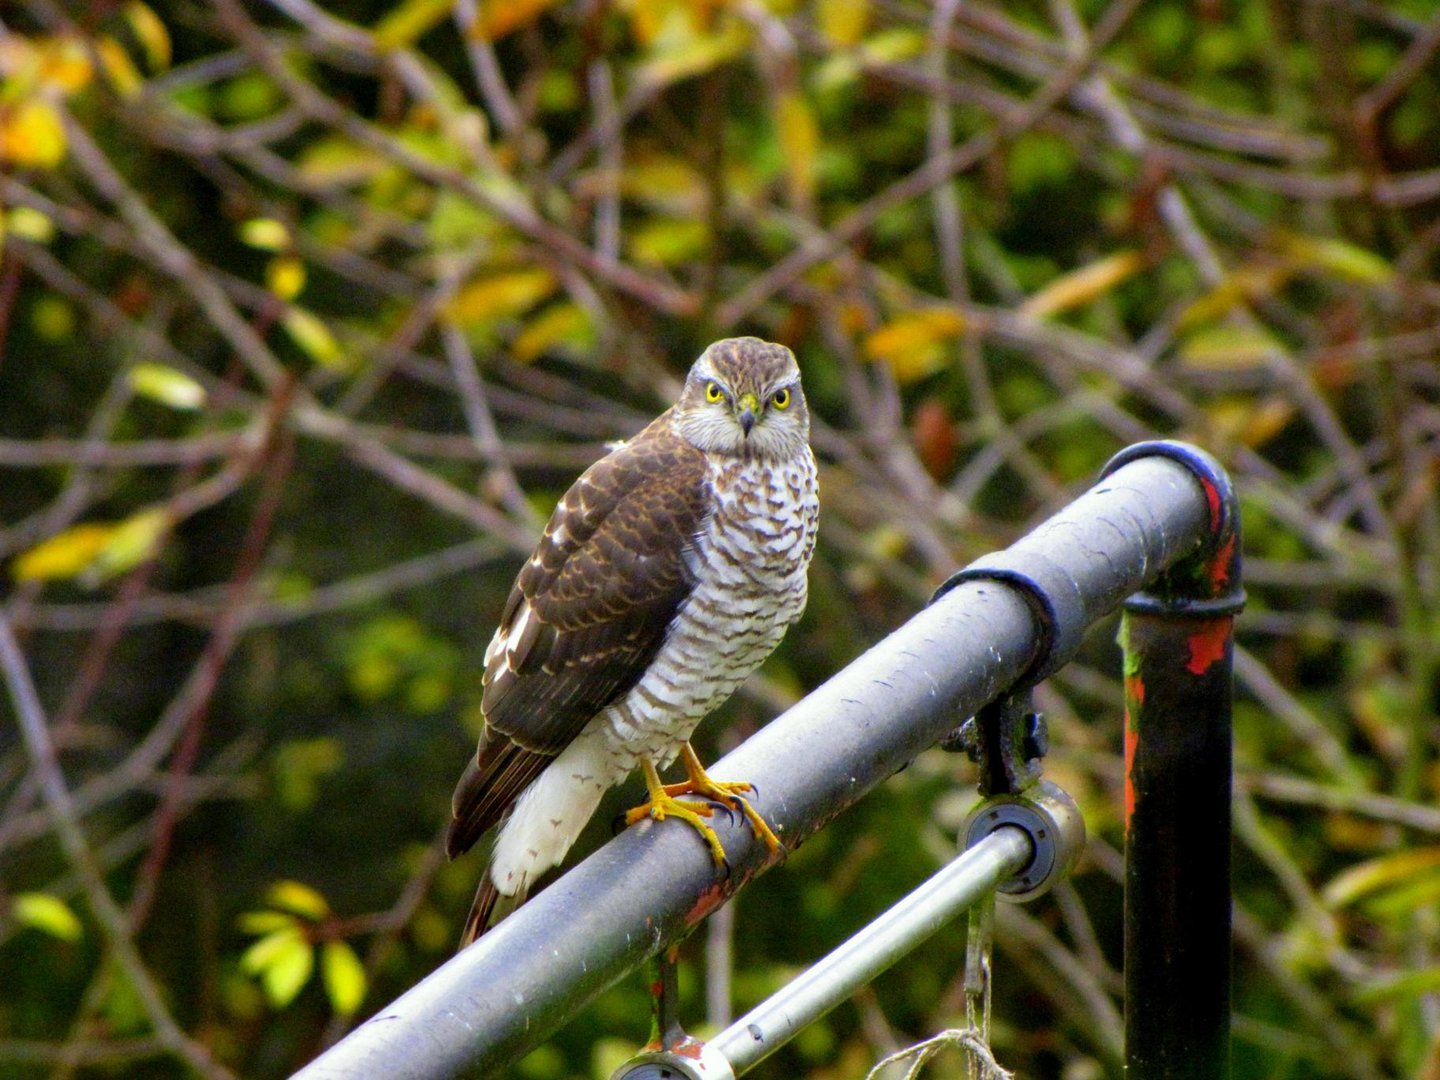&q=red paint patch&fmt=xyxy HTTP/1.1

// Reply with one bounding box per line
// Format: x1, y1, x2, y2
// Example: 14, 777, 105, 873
1207, 533, 1236, 595
684, 882, 728, 926
1124, 722, 1138, 829
1200, 476, 1222, 532
1124, 672, 1146, 706
1185, 618, 1231, 675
